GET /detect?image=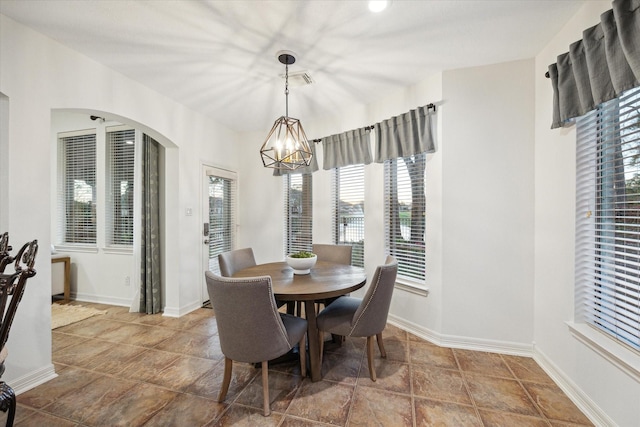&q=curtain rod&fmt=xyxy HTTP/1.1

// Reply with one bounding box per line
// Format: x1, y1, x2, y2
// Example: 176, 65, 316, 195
311, 103, 437, 143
